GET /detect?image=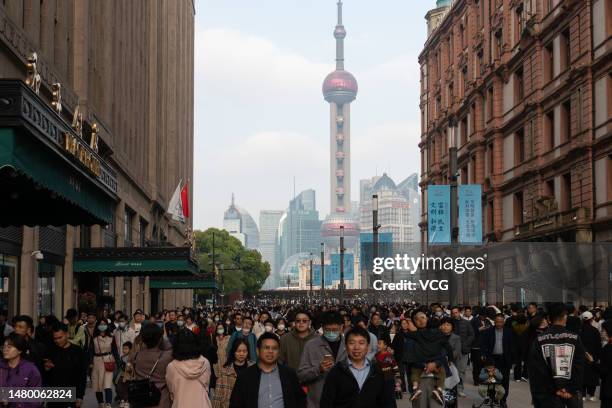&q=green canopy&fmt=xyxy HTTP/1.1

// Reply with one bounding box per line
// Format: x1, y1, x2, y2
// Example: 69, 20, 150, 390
149, 279, 217, 289
73, 247, 199, 276
0, 128, 115, 225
